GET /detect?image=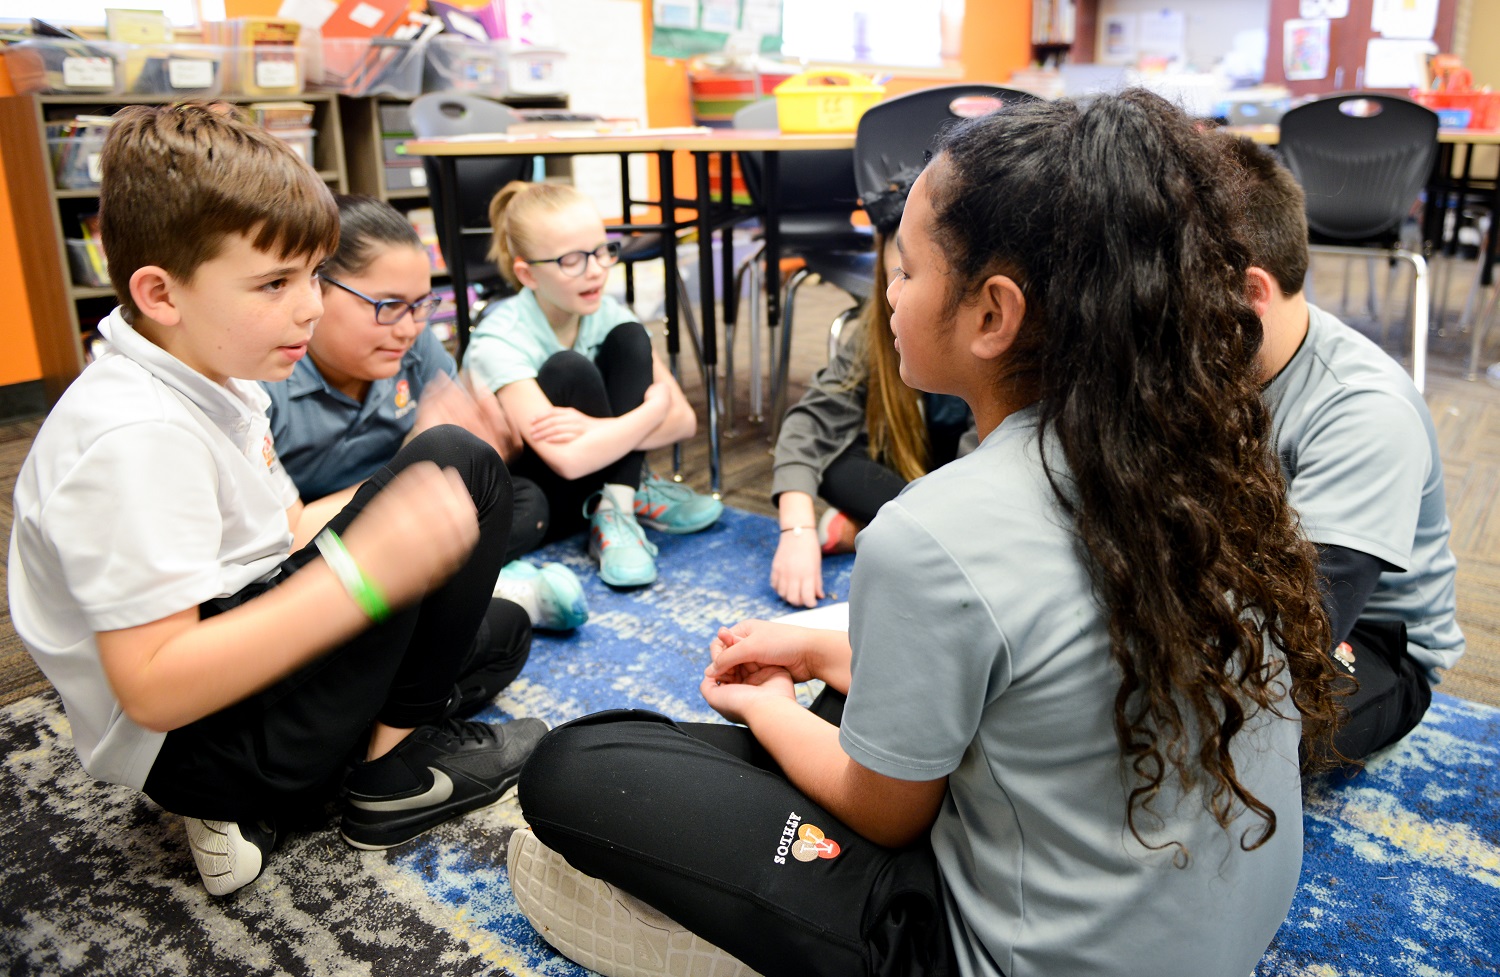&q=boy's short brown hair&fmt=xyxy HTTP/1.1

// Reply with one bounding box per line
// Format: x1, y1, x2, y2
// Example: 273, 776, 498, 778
1219, 134, 1310, 296
99, 102, 339, 318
